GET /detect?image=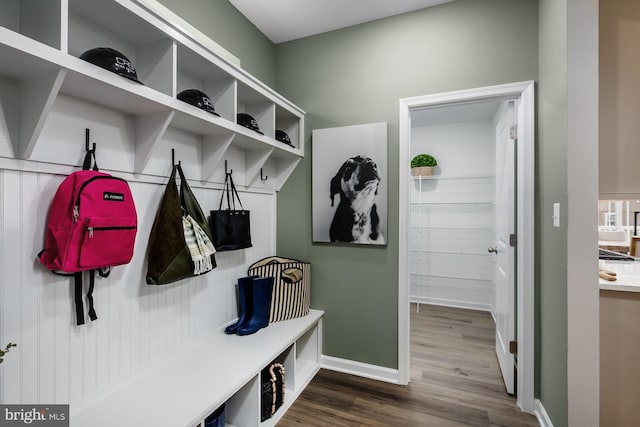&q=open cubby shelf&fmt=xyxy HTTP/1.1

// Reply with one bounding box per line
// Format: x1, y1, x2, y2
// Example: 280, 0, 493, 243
0, 0, 304, 192
70, 310, 324, 427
